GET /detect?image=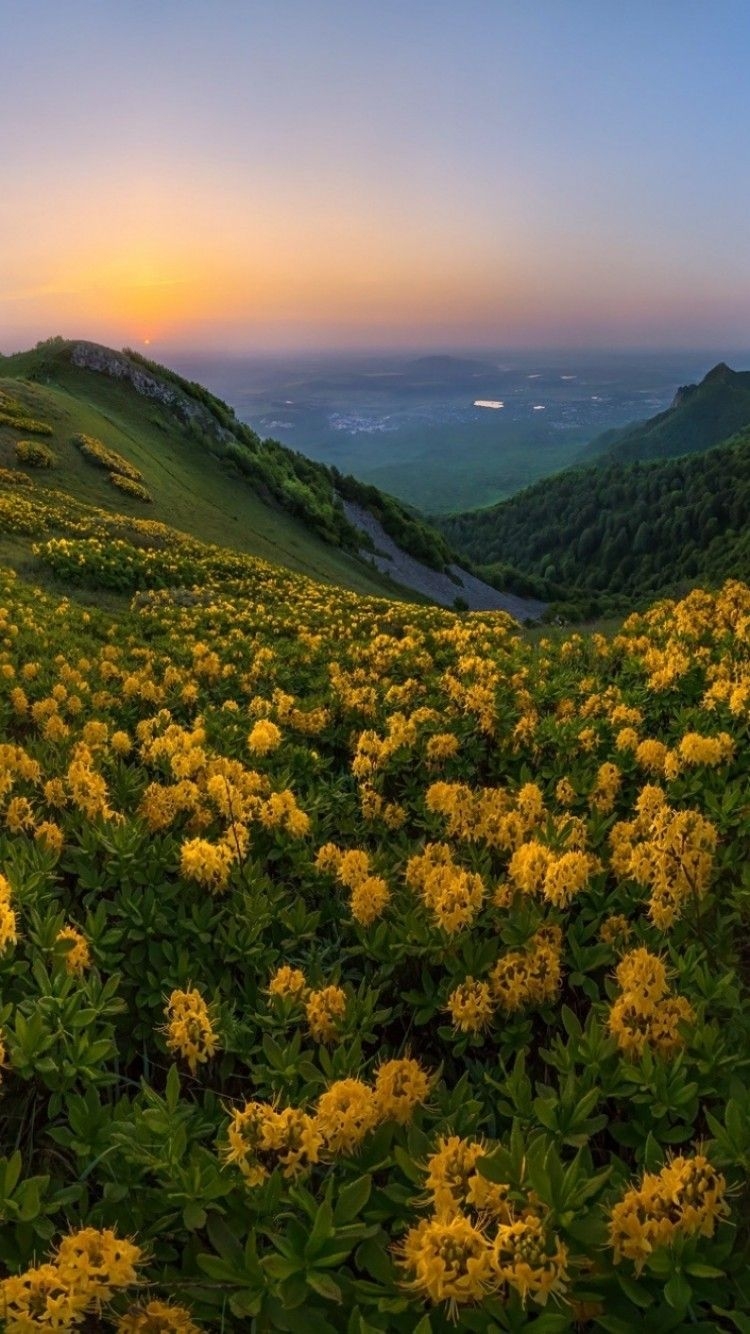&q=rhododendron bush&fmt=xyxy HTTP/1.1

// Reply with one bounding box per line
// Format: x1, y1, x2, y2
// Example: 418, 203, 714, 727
0, 492, 747, 1329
